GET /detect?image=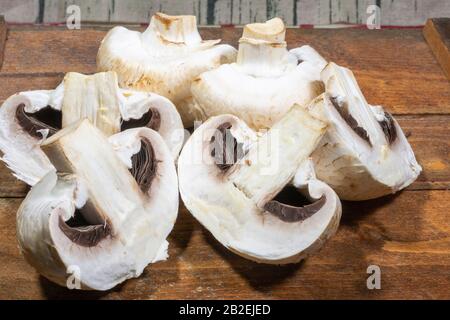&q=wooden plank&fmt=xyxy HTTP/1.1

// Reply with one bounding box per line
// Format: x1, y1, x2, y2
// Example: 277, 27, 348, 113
0, 73, 63, 102
423, 18, 450, 81
0, 190, 449, 299
2, 27, 449, 114
288, 28, 450, 115
0, 16, 7, 69
4, 1, 450, 26
0, 0, 40, 24
0, 114, 447, 197
397, 115, 450, 191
